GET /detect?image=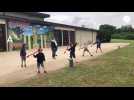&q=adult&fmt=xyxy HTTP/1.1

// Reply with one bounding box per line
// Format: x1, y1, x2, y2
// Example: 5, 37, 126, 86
51, 38, 57, 59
